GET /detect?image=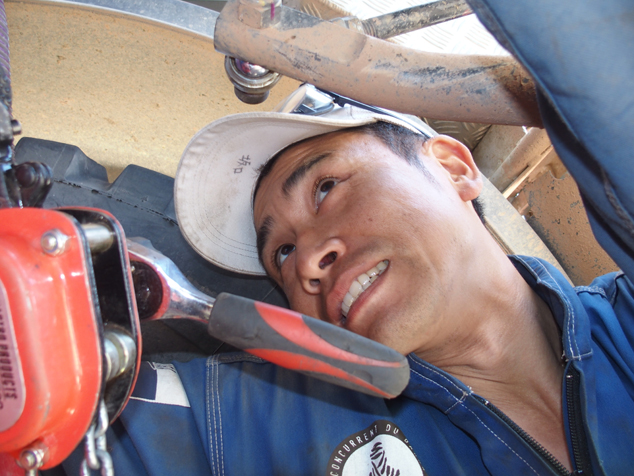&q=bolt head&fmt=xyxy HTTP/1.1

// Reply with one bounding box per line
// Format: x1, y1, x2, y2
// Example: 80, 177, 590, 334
18, 450, 37, 468
238, 0, 282, 29
41, 229, 69, 255
18, 446, 46, 470
16, 163, 36, 187
16, 442, 48, 470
